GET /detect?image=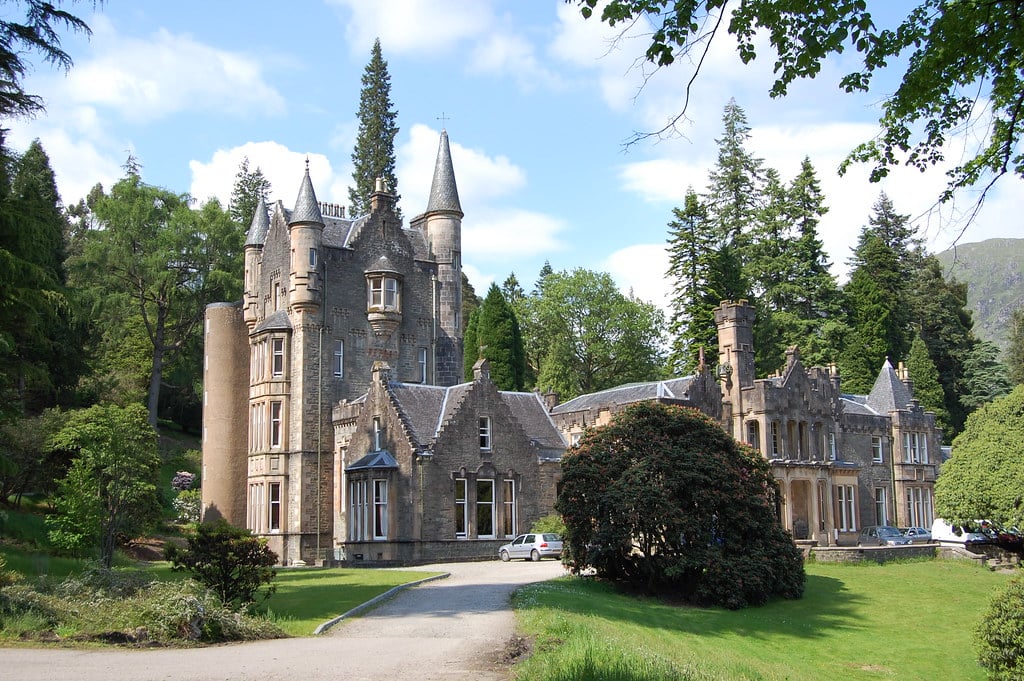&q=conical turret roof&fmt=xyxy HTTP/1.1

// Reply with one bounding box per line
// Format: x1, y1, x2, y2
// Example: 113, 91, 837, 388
866, 359, 914, 414
244, 195, 270, 247
290, 163, 324, 226
426, 130, 462, 215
